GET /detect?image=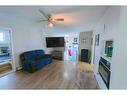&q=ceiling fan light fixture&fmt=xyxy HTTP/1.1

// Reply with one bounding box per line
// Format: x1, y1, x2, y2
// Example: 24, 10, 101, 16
38, 9, 64, 28
48, 21, 53, 28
